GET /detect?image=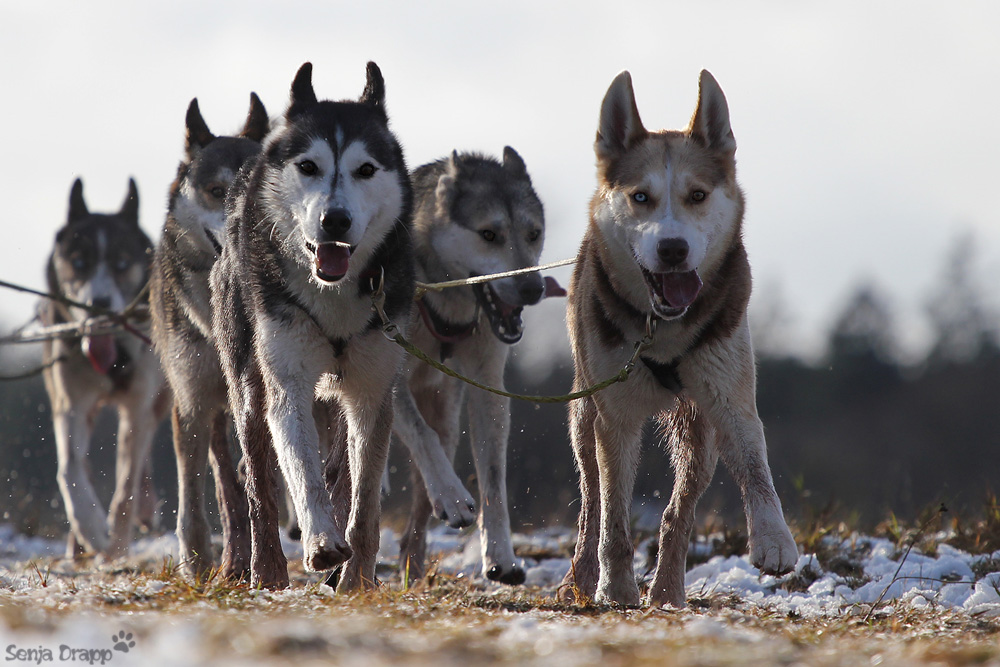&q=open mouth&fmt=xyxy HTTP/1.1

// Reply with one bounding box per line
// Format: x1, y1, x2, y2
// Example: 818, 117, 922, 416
640, 267, 703, 319
473, 282, 525, 344
306, 241, 354, 283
